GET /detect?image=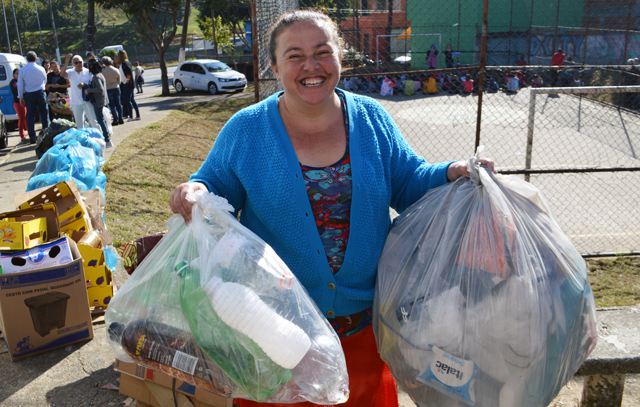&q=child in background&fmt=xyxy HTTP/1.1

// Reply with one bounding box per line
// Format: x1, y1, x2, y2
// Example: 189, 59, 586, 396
380, 76, 397, 96
133, 61, 144, 94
